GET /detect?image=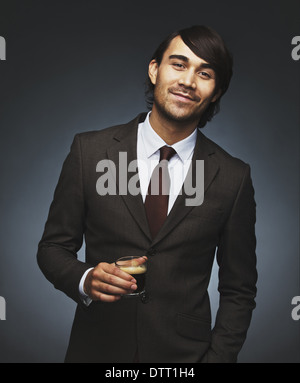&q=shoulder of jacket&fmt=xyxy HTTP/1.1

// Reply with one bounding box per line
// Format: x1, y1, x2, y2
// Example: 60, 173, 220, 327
199, 130, 250, 172
72, 112, 147, 145
74, 123, 125, 141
